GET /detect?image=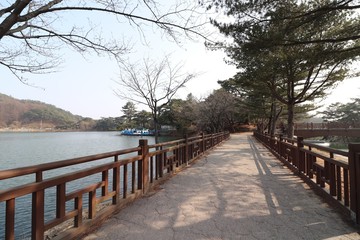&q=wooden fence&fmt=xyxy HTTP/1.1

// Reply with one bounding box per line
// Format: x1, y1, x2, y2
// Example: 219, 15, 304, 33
0, 132, 229, 240
254, 131, 360, 223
